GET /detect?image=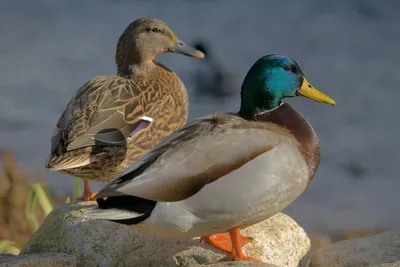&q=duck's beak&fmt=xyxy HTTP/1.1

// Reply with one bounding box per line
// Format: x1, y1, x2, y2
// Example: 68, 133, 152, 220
168, 40, 205, 59
297, 77, 336, 106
